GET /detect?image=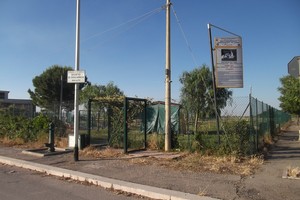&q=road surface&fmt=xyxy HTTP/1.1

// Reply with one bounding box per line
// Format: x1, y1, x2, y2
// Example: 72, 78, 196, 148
0, 164, 148, 200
